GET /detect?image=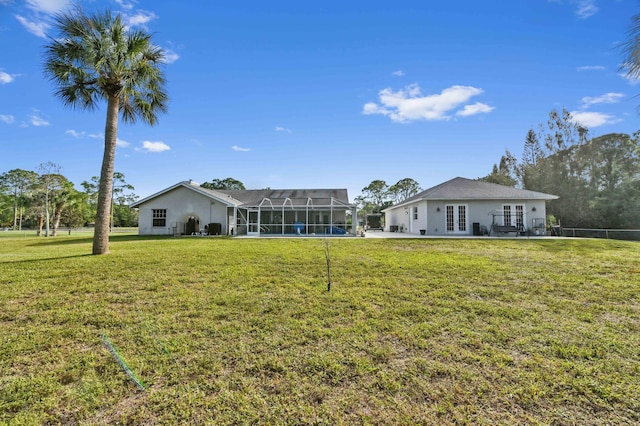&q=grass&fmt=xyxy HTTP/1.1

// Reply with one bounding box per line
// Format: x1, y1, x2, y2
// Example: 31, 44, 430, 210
1, 235, 639, 425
